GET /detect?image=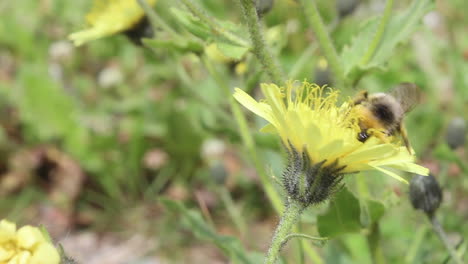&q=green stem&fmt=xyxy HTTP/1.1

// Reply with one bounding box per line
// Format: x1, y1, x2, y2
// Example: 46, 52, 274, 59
404, 226, 428, 264
284, 233, 328, 246
179, 0, 249, 47
203, 57, 284, 213
238, 0, 285, 84
137, 0, 178, 37
300, 0, 346, 89
360, 0, 394, 65
430, 216, 463, 264
367, 223, 386, 264
219, 186, 247, 237
288, 44, 317, 80
265, 201, 305, 264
